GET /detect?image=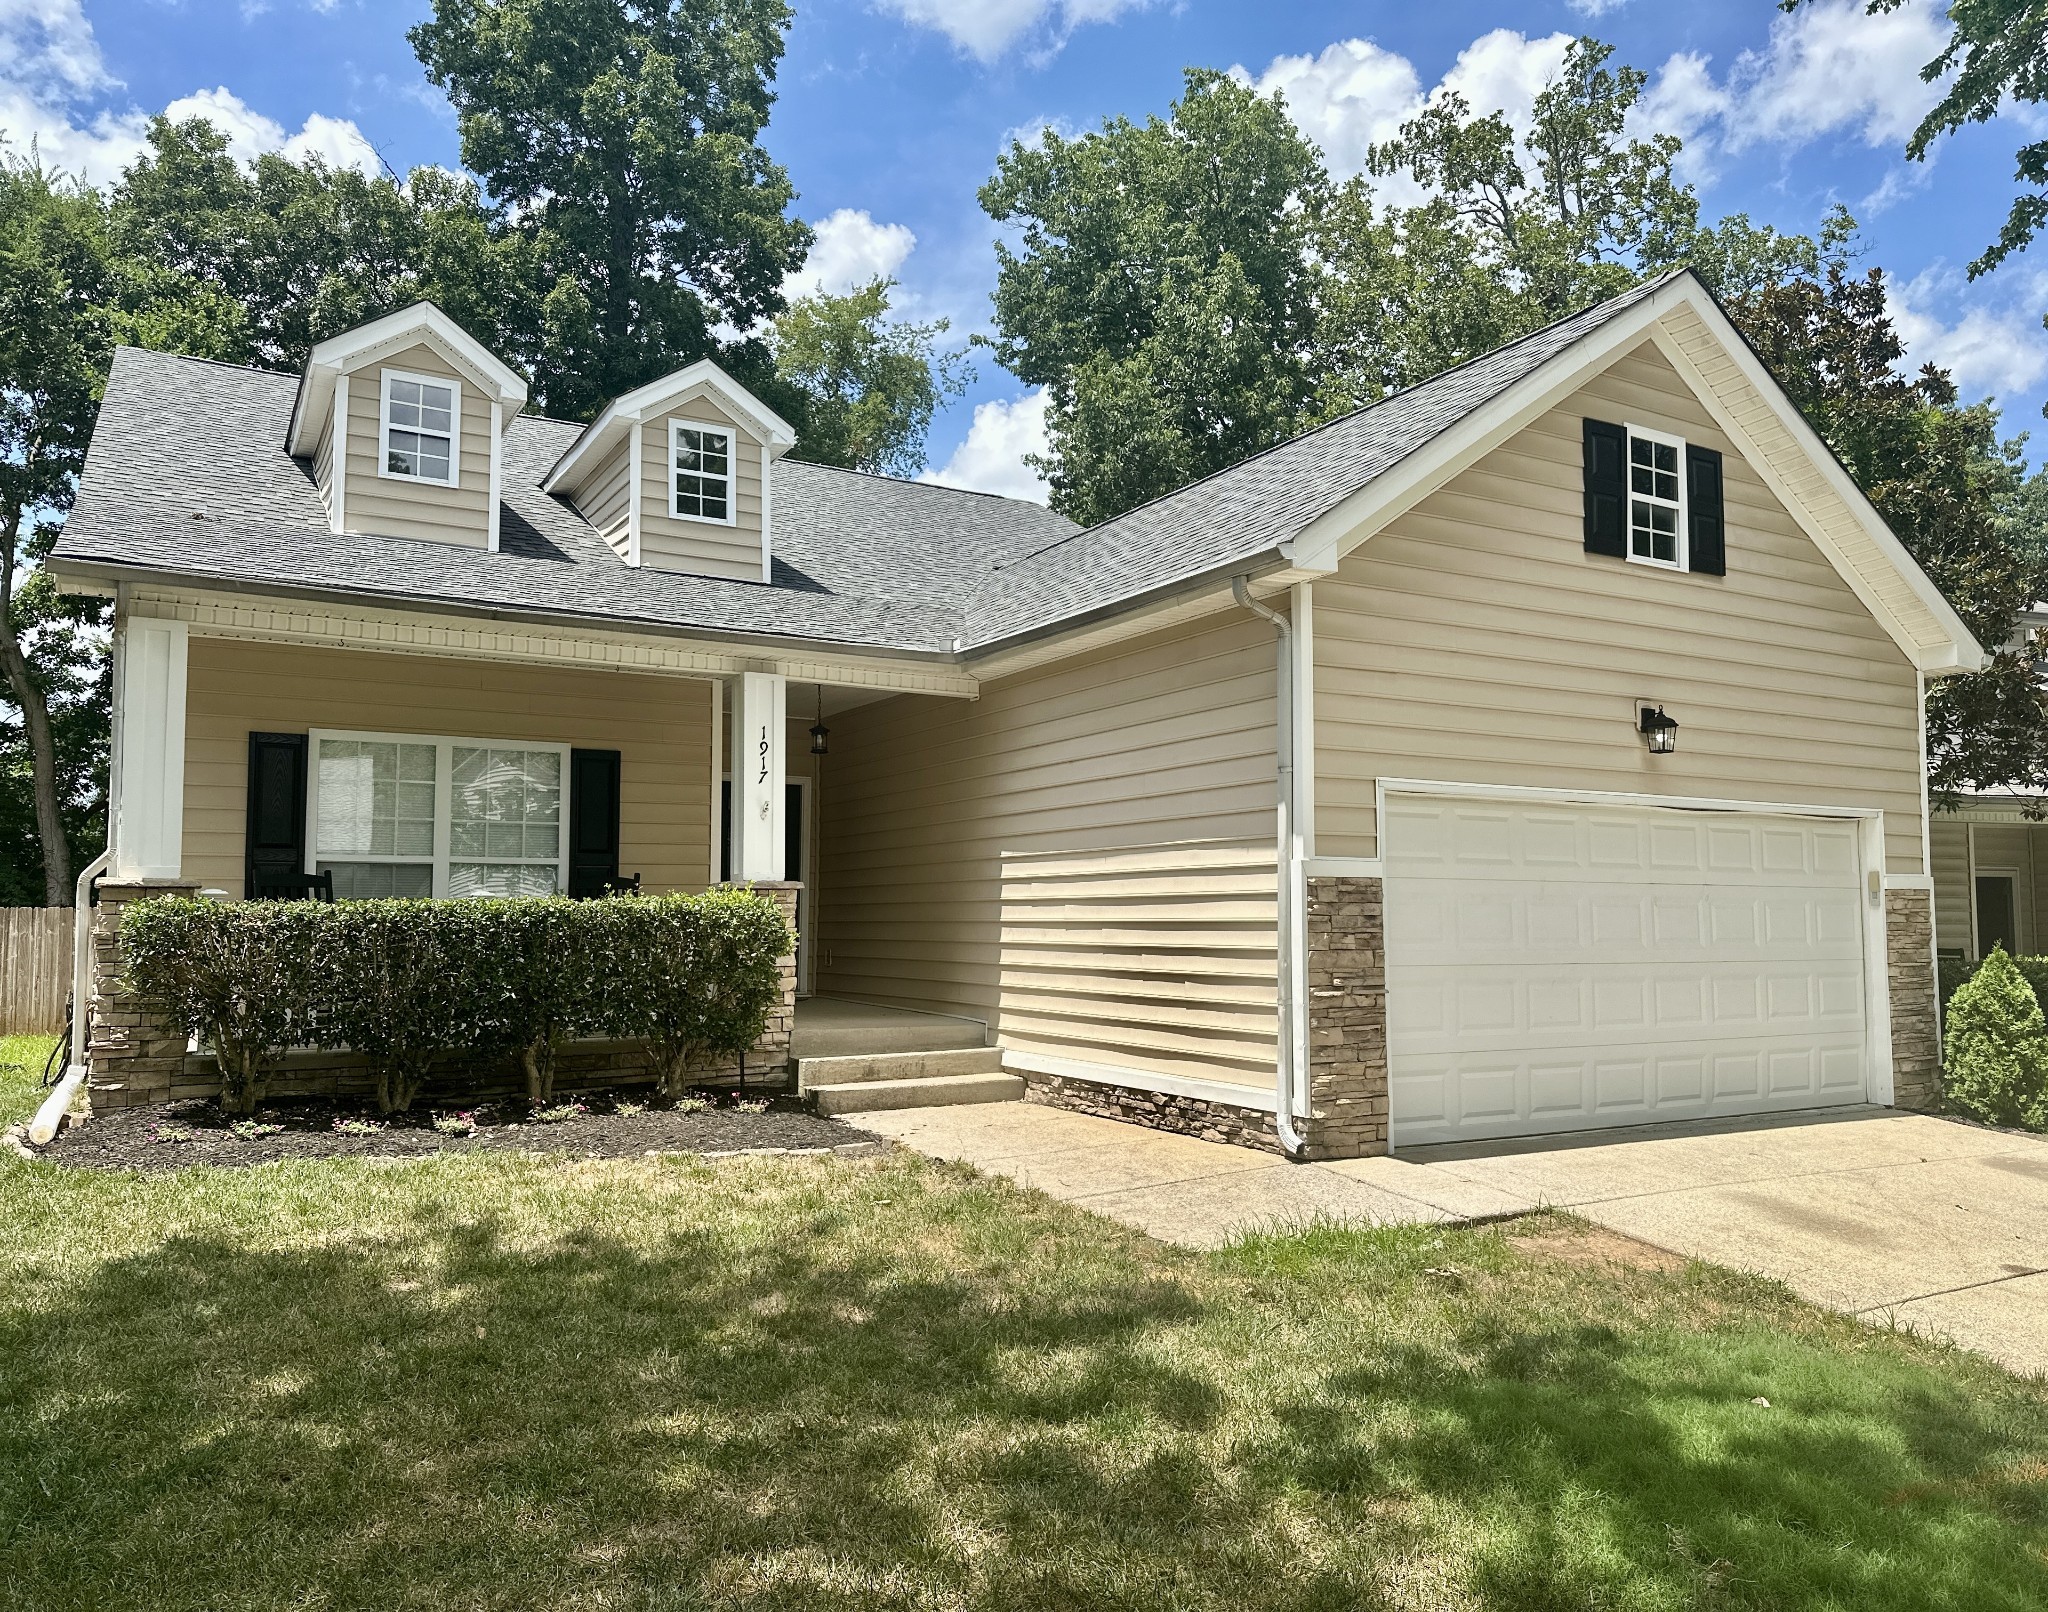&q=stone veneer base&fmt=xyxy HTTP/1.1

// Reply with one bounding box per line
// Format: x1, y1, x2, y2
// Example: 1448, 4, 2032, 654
1020, 1071, 1285, 1156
